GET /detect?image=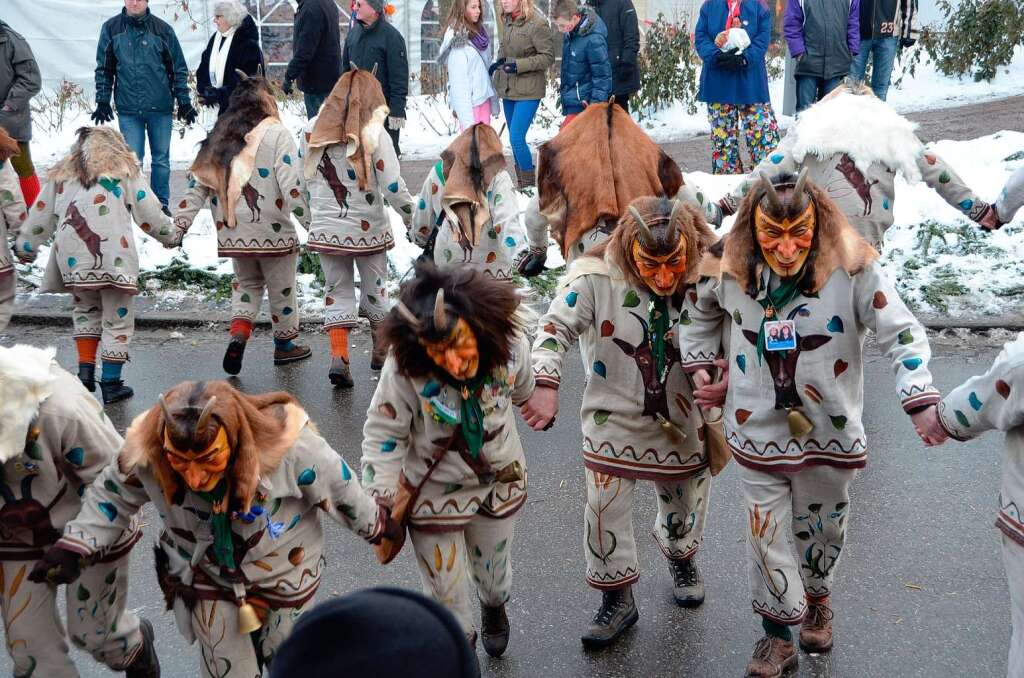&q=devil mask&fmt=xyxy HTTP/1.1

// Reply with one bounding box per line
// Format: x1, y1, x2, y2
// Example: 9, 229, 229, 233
628, 201, 690, 297
752, 169, 816, 279
398, 289, 481, 382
